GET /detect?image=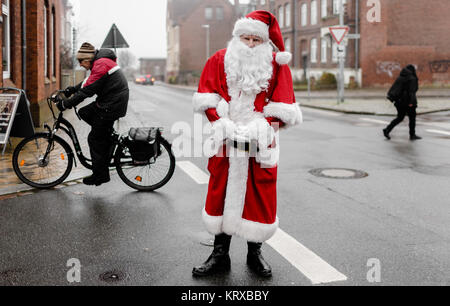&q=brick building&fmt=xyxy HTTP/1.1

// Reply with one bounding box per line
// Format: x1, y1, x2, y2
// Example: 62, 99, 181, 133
139, 58, 167, 82
166, 0, 239, 84
250, 0, 450, 87
1, 0, 66, 126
